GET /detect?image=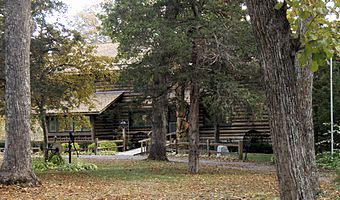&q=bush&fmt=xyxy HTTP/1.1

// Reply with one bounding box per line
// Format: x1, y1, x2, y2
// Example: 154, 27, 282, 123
316, 150, 340, 169
33, 158, 61, 171
57, 162, 98, 172
62, 142, 80, 151
88, 143, 96, 151
32, 157, 97, 172
99, 141, 117, 151
88, 141, 117, 152
33, 158, 50, 171
48, 154, 65, 166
